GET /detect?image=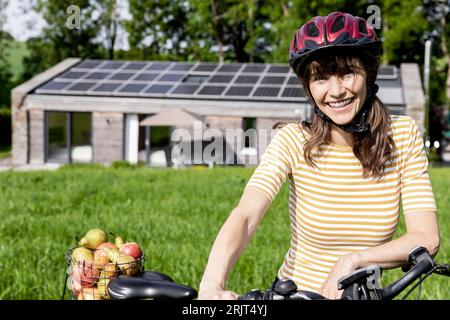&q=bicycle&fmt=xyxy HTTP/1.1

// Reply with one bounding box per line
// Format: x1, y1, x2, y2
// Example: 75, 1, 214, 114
104, 246, 449, 300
